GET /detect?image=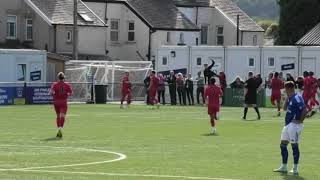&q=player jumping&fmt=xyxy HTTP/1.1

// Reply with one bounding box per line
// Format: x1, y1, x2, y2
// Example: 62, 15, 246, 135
271, 72, 284, 116
149, 70, 159, 108
273, 81, 307, 175
205, 77, 223, 134
50, 72, 72, 139
120, 71, 132, 109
